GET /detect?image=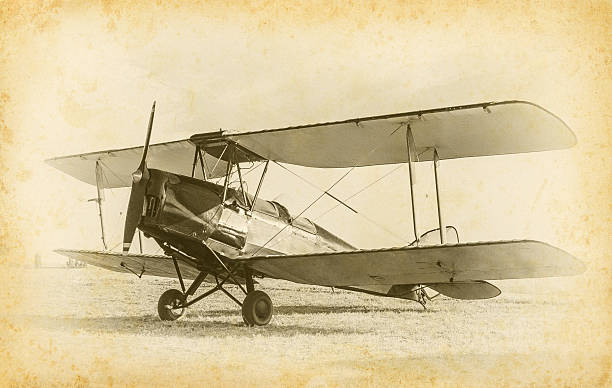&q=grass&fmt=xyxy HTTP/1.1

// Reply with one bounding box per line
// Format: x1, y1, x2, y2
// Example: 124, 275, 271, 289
1, 266, 608, 387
